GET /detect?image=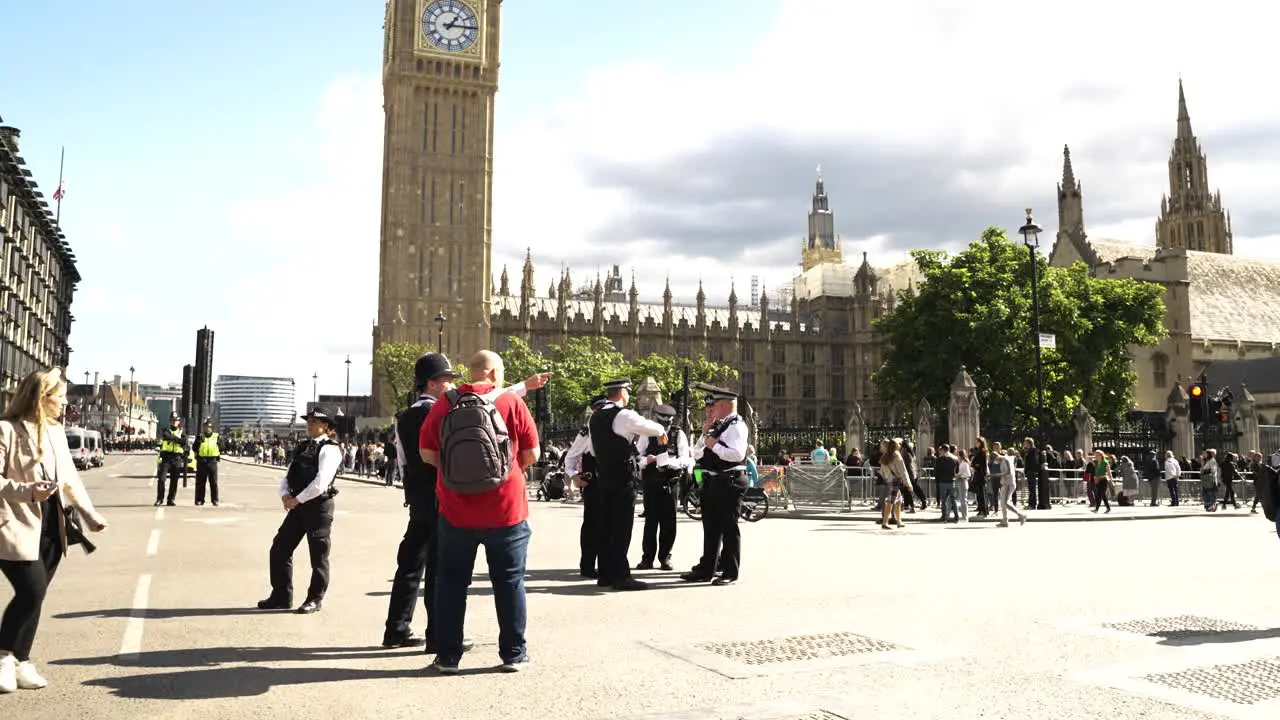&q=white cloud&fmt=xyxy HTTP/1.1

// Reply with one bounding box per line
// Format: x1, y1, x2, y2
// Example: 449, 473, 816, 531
491, 0, 1280, 308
